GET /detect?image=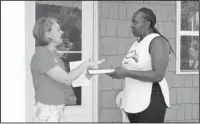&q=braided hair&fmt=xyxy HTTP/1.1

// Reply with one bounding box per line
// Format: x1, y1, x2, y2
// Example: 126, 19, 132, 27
136, 7, 176, 57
